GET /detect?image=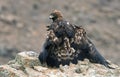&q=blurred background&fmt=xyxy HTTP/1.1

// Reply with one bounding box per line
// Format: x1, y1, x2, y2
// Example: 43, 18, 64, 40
0, 0, 120, 65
